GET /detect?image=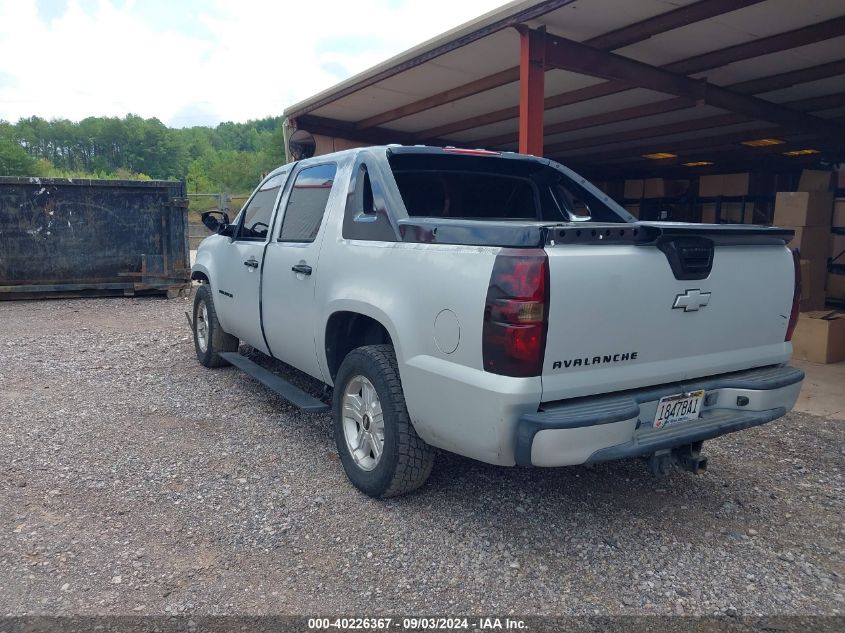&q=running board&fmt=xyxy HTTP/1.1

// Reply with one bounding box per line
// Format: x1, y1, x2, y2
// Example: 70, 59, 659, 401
218, 352, 330, 413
